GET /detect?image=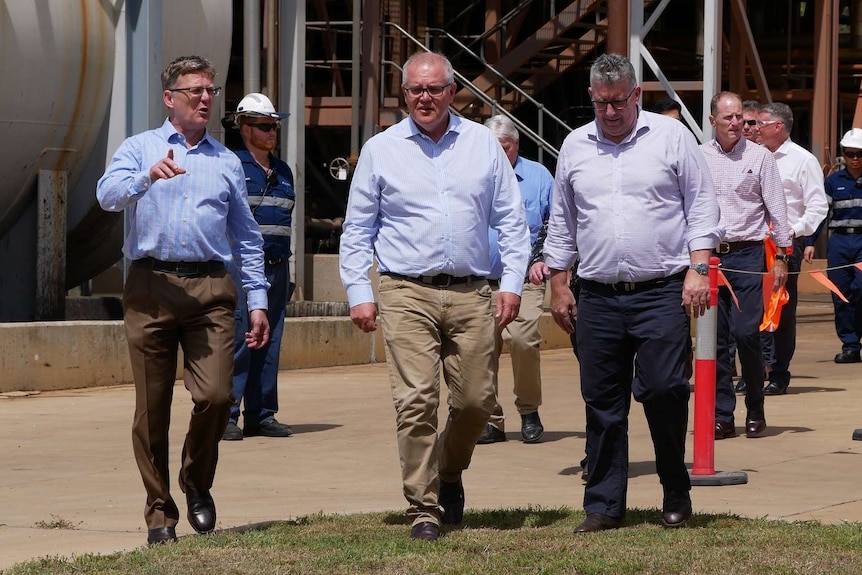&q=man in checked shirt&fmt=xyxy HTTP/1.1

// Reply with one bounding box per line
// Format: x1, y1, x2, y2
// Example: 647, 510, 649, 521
700, 91, 791, 440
